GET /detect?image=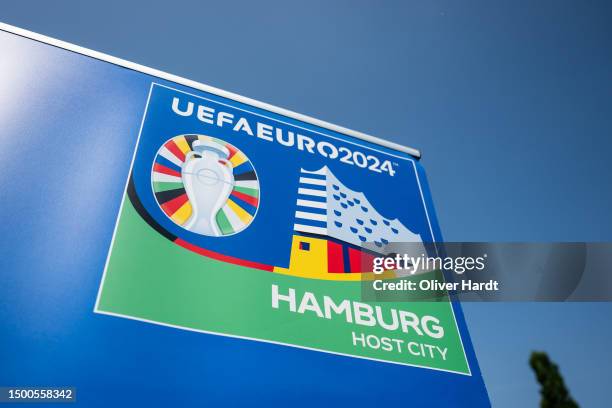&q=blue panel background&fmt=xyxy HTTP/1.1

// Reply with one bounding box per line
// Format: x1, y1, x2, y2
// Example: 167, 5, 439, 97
0, 30, 488, 406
